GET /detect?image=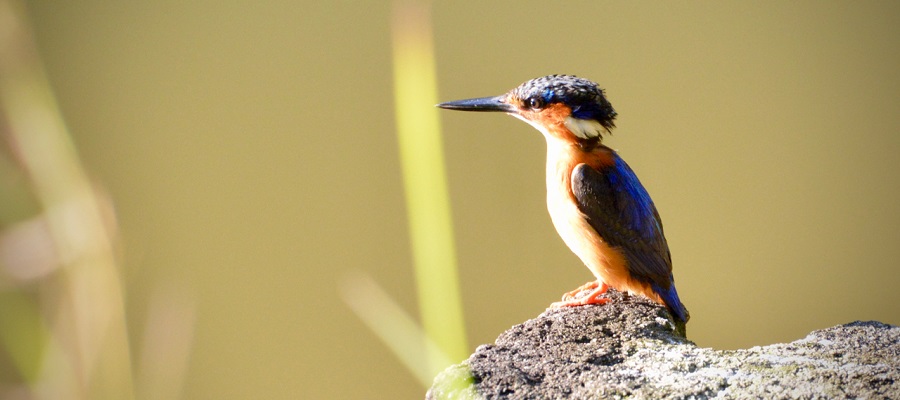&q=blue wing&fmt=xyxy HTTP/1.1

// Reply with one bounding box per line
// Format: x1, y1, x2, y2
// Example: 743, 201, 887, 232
571, 154, 689, 322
